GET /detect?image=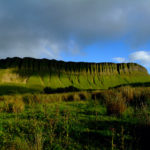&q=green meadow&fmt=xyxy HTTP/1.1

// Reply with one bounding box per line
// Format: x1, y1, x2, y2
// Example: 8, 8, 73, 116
0, 58, 150, 150
0, 87, 150, 150
0, 57, 150, 91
